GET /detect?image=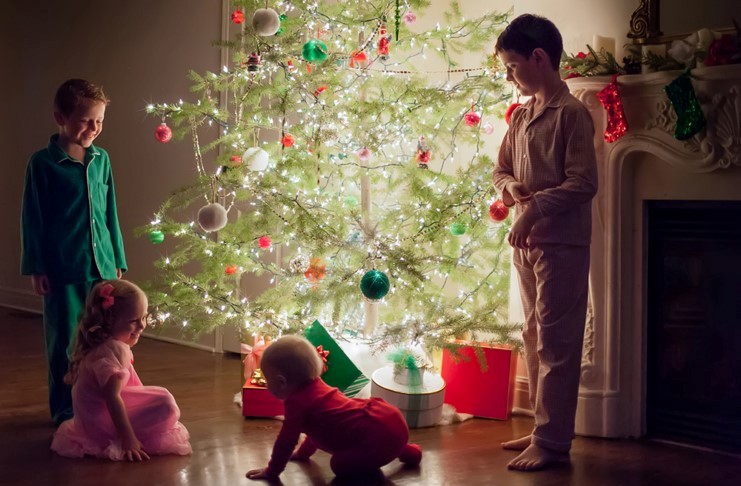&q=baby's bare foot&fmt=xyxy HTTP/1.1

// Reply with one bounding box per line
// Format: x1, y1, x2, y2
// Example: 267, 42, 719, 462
501, 435, 532, 451
507, 444, 569, 472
